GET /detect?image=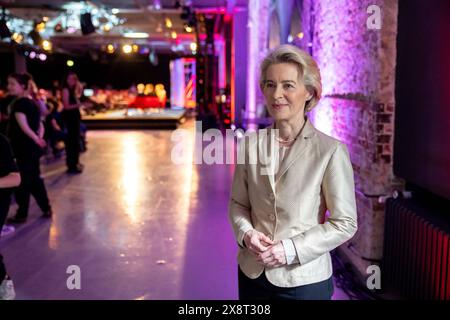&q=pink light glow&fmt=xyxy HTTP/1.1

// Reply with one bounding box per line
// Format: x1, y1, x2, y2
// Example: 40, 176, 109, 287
198, 34, 224, 41
245, 0, 259, 121
309, 104, 334, 137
